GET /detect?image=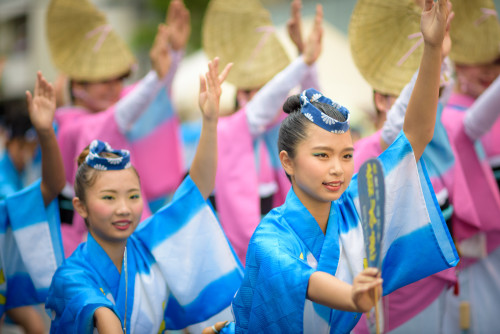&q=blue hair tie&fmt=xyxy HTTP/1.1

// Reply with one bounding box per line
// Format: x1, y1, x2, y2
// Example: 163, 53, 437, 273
85, 140, 131, 171
300, 88, 350, 134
